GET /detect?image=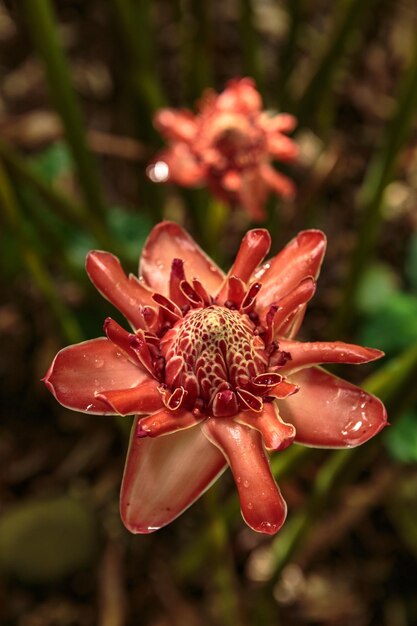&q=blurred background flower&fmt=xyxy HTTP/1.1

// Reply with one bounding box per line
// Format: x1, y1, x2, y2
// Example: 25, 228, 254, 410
150, 78, 298, 221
